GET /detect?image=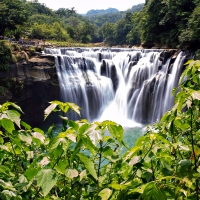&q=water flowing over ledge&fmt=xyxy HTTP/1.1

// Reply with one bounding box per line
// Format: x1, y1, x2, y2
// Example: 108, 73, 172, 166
44, 48, 190, 127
